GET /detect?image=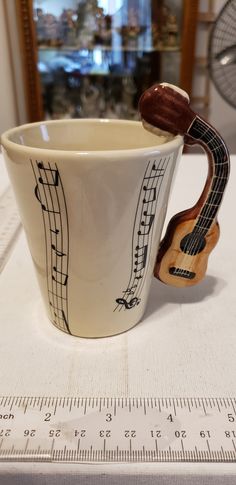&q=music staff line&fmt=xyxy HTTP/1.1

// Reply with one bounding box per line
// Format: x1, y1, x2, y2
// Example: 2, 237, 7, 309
38, 161, 69, 332
37, 162, 65, 323
115, 156, 170, 311
31, 160, 70, 334
121, 159, 167, 306
132, 157, 169, 299
41, 162, 68, 331
123, 160, 155, 301
121, 160, 156, 305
